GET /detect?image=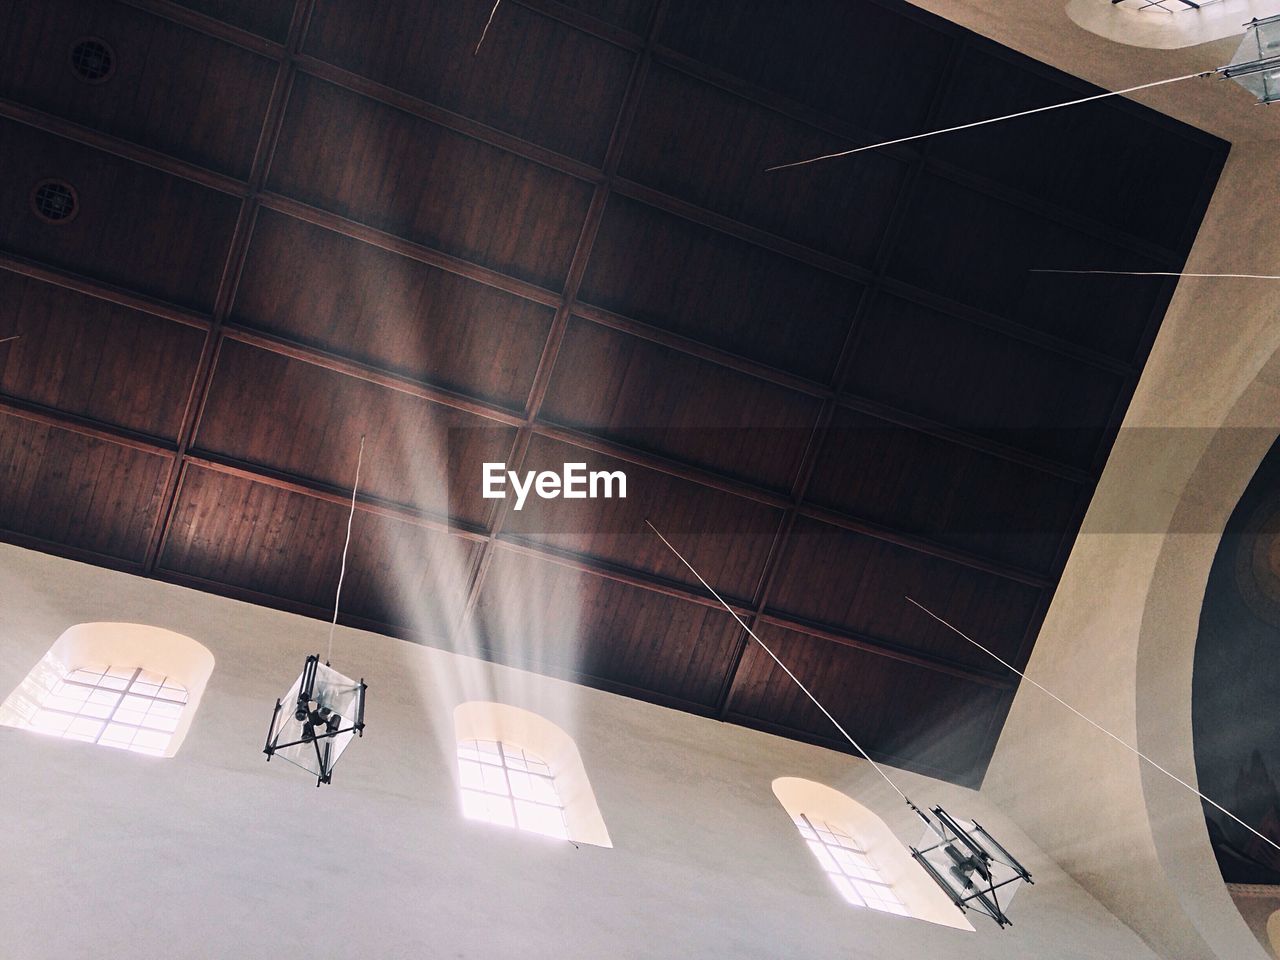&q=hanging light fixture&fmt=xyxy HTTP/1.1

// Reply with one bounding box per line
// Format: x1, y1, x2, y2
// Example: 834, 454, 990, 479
910, 807, 1033, 928
264, 436, 369, 787
1221, 15, 1280, 104
263, 654, 366, 786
